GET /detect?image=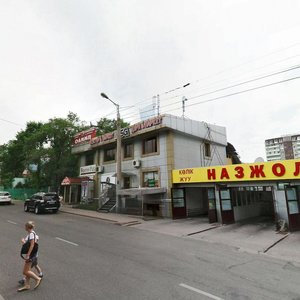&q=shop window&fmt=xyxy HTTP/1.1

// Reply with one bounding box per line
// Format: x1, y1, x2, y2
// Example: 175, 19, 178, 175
286, 187, 300, 214
85, 152, 94, 165
124, 143, 133, 159
104, 148, 116, 162
220, 188, 232, 211
204, 142, 211, 157
142, 136, 158, 155
172, 188, 185, 208
143, 171, 159, 187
